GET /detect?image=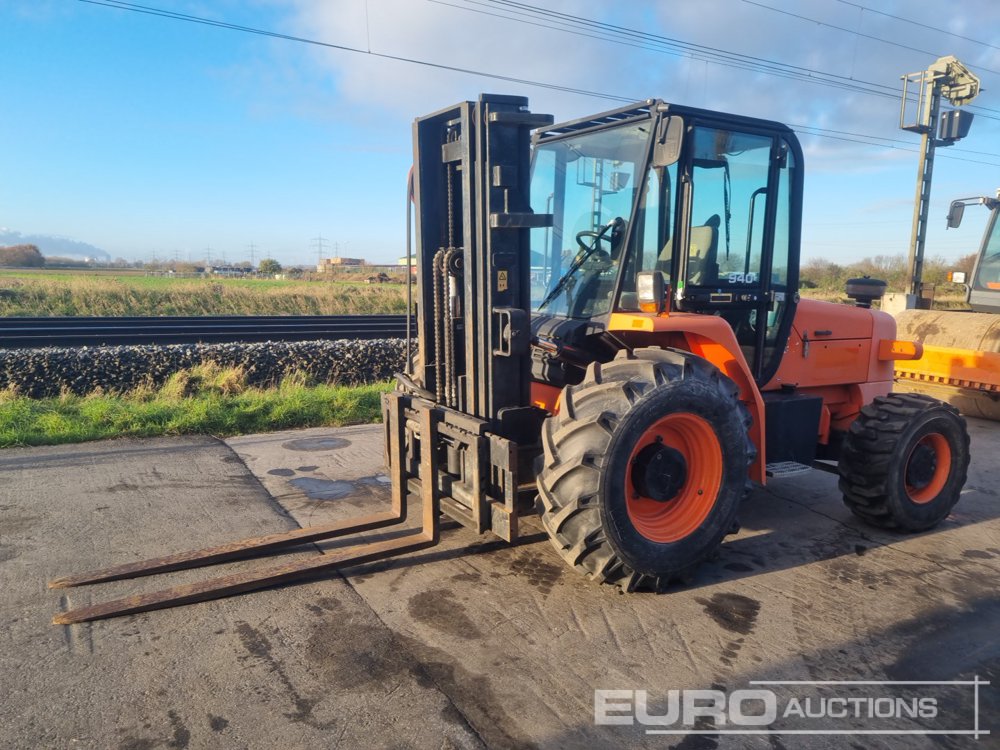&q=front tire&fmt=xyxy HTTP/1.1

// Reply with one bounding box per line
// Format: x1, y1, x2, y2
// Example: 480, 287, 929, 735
536, 348, 754, 591
838, 393, 970, 531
